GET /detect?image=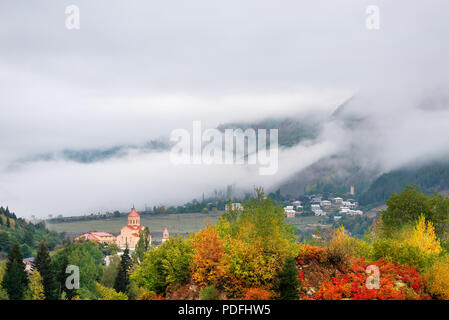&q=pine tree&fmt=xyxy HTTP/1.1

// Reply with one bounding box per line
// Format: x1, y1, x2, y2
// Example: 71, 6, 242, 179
3, 242, 29, 300
34, 241, 58, 300
114, 247, 132, 294
276, 257, 299, 300
28, 270, 45, 300
6, 218, 10, 228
